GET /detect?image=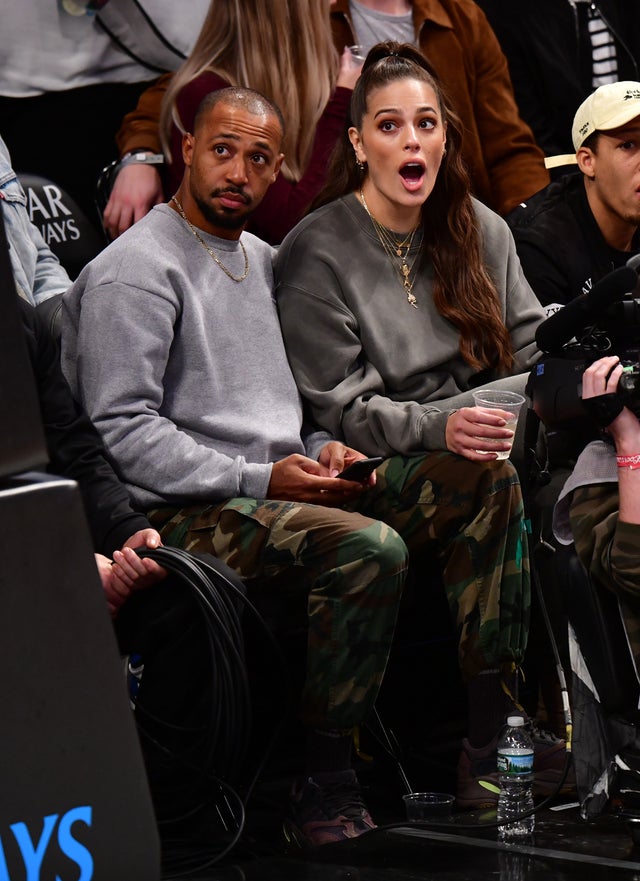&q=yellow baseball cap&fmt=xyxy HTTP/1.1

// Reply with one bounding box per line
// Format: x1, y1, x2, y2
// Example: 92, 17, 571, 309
572, 81, 640, 150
